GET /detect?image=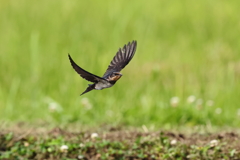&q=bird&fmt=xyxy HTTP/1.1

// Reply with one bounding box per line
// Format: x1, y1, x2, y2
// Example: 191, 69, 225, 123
68, 40, 137, 95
